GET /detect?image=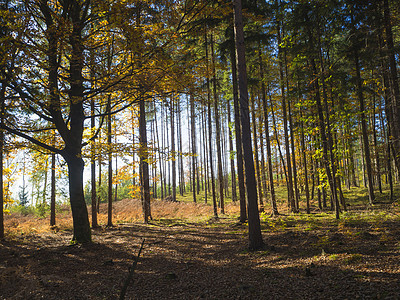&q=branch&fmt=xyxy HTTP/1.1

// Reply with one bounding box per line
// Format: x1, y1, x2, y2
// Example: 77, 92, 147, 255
0, 123, 61, 154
